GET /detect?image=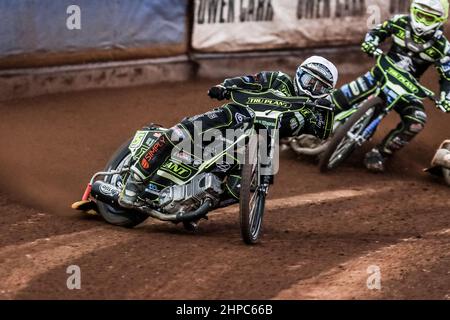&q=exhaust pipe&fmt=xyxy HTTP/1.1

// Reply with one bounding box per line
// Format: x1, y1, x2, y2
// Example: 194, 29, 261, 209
90, 181, 121, 206
289, 139, 329, 156
174, 200, 211, 222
